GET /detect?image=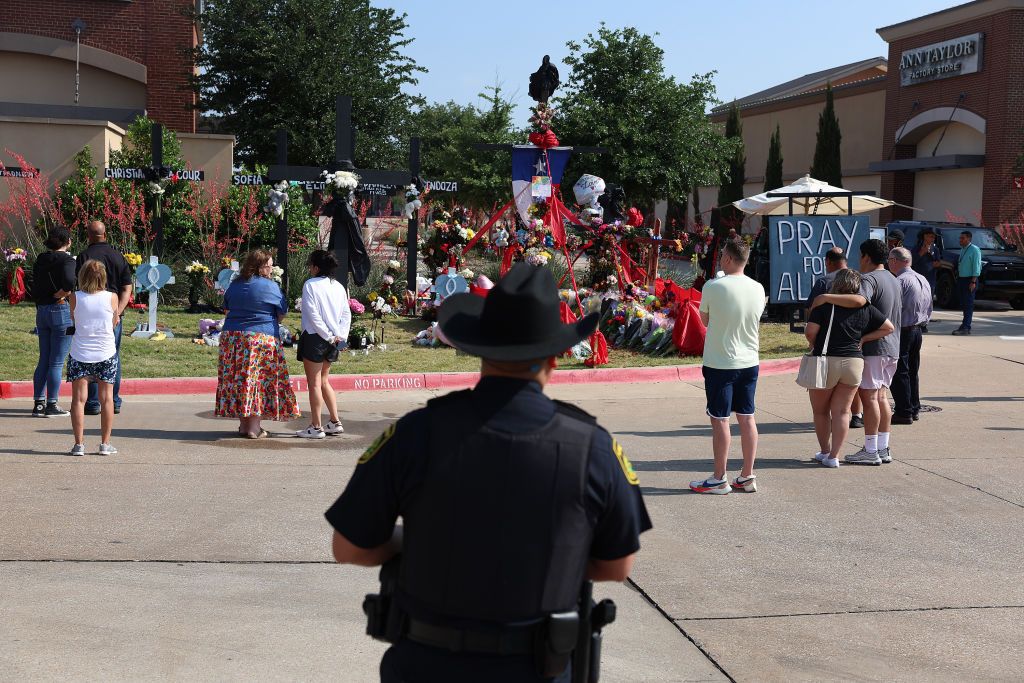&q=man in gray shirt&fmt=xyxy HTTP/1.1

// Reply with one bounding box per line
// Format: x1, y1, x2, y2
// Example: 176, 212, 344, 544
812, 239, 901, 465
888, 247, 932, 425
